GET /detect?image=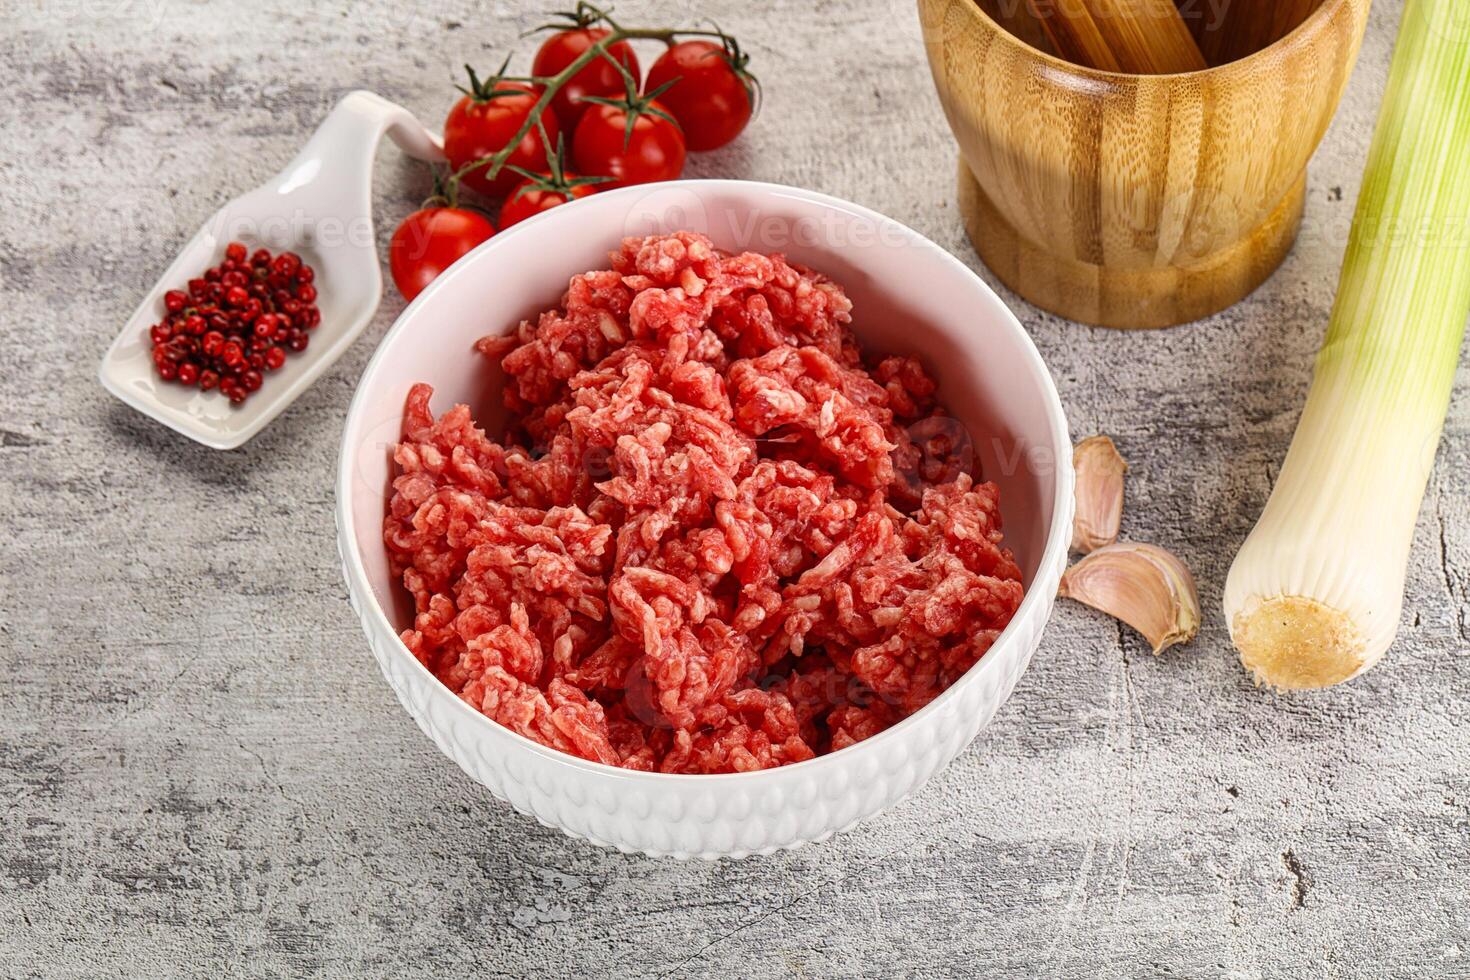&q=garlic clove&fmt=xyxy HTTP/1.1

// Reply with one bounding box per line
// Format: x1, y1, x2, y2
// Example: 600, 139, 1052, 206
1071, 435, 1127, 554
1058, 541, 1200, 654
